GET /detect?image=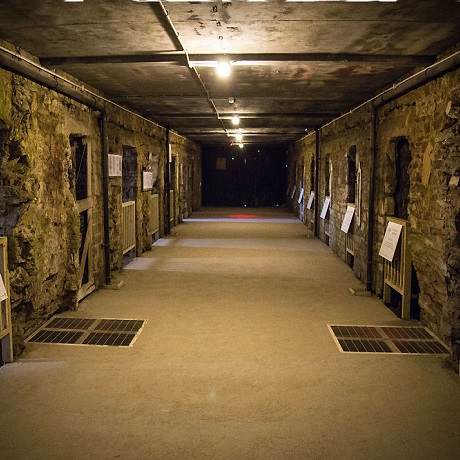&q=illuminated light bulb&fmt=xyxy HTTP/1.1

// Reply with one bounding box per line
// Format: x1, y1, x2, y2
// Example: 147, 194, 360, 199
216, 61, 231, 77
239, 143, 244, 149
235, 133, 243, 142
232, 115, 240, 126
